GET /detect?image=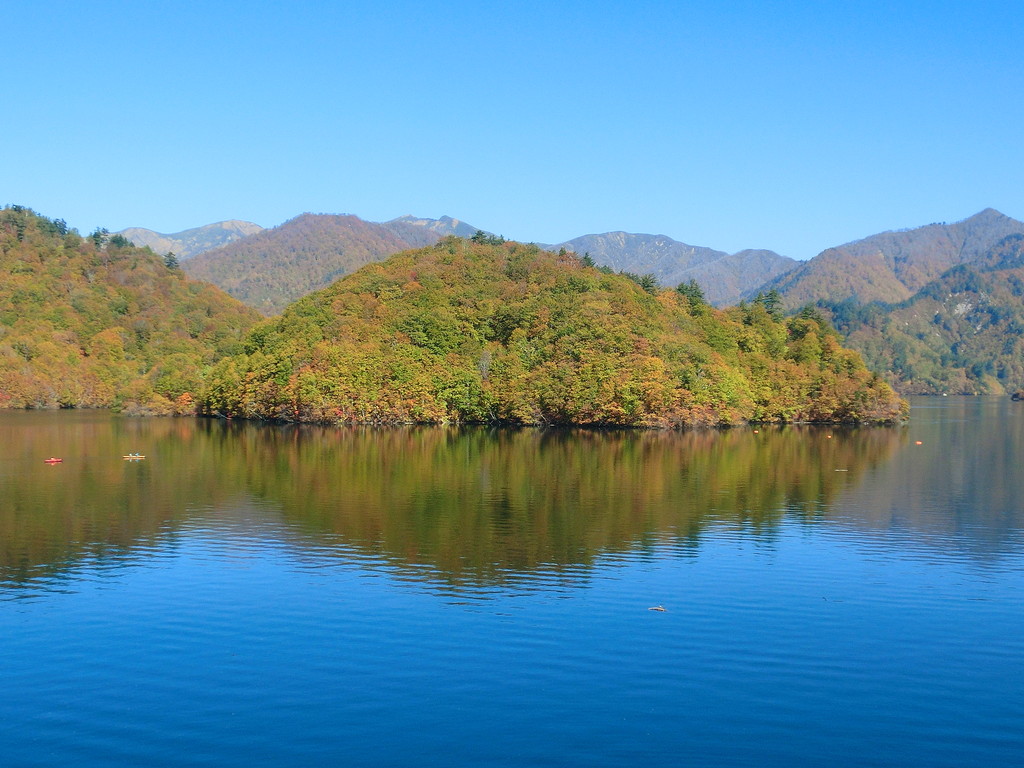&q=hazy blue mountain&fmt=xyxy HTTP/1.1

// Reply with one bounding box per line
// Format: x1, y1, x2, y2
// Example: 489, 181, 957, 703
384, 215, 483, 244
544, 232, 795, 306
117, 220, 264, 260
127, 213, 791, 309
